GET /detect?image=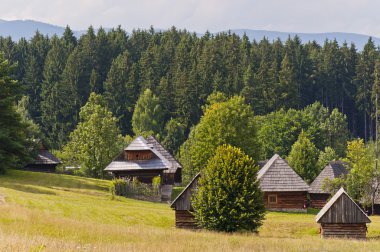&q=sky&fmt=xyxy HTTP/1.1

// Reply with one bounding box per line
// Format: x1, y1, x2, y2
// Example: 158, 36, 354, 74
1, 0, 380, 36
